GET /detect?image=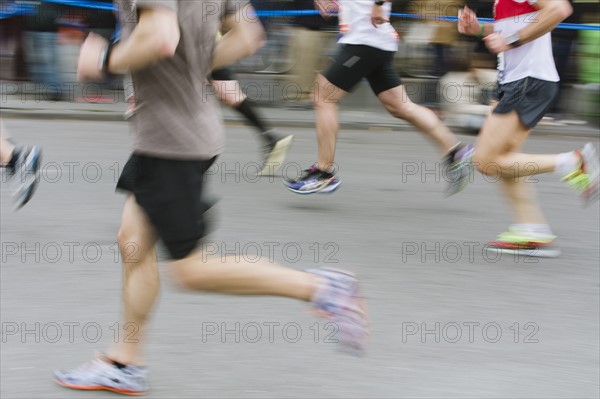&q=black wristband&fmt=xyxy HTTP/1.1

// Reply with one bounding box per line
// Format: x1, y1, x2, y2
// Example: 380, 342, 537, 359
99, 41, 116, 75
374, 0, 385, 5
